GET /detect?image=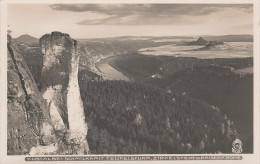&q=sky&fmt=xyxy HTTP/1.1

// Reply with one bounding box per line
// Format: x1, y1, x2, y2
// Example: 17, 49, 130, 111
7, 4, 253, 39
